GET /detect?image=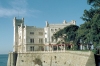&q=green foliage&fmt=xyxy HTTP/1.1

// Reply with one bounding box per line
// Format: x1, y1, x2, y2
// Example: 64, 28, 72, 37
78, 0, 100, 47
54, 25, 79, 42
54, 0, 100, 49
81, 8, 95, 22
87, 0, 100, 7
